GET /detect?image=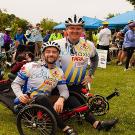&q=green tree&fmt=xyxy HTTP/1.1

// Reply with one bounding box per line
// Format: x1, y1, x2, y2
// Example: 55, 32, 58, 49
126, 0, 135, 7
40, 18, 58, 34
0, 9, 29, 37
105, 13, 120, 19
11, 17, 29, 36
